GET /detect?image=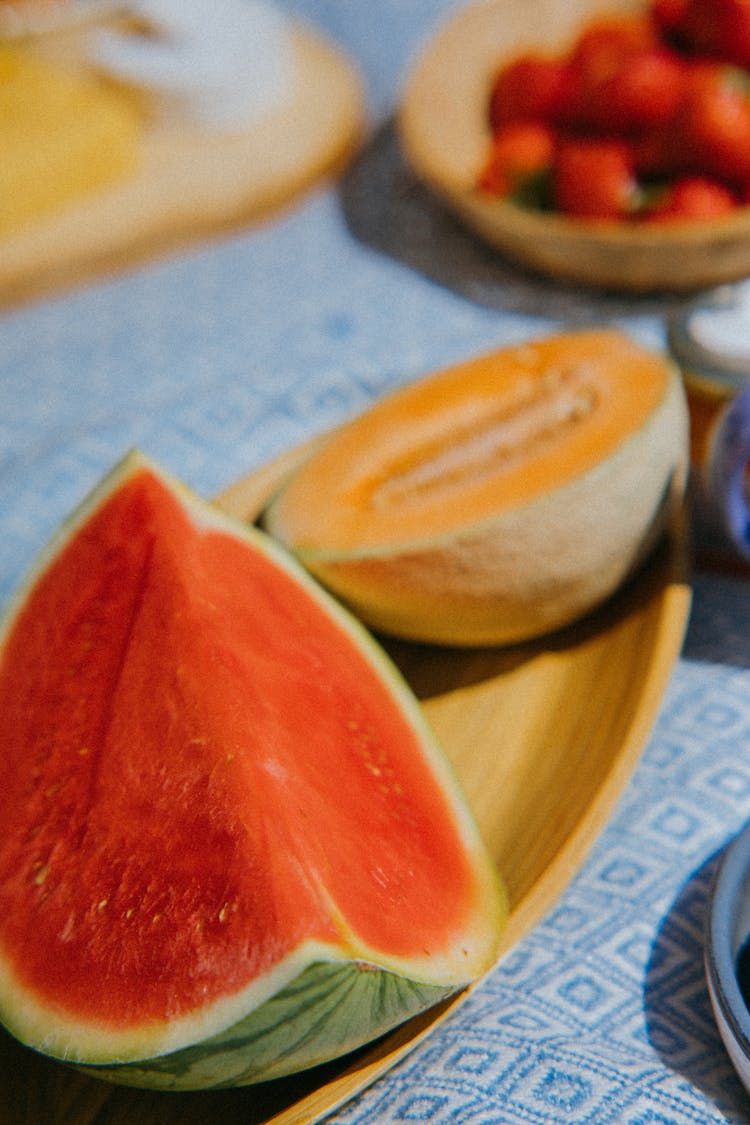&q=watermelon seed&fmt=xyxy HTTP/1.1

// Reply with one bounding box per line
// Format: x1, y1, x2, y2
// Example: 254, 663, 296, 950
32, 862, 49, 885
